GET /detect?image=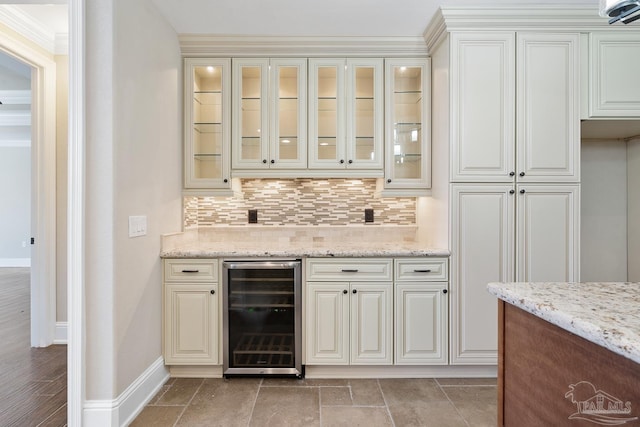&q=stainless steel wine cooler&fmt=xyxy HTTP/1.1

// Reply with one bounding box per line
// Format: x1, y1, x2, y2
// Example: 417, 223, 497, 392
222, 260, 302, 377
